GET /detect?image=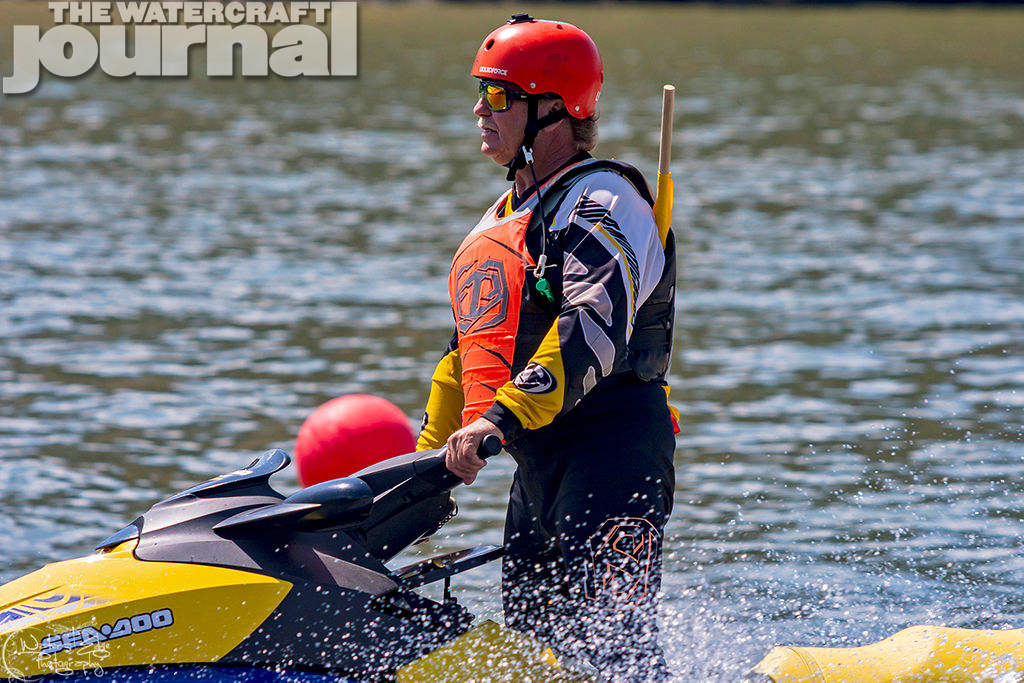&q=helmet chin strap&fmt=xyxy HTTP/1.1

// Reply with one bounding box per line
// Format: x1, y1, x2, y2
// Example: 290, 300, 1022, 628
503, 97, 570, 297
504, 97, 570, 181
